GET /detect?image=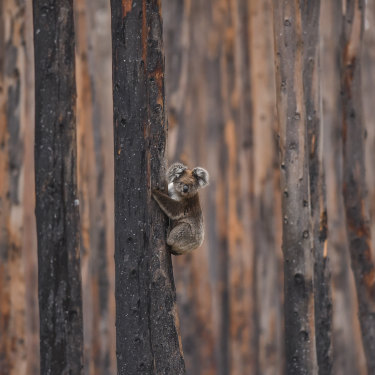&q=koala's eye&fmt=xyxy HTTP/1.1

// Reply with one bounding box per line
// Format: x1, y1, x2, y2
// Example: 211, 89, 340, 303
183, 185, 189, 193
